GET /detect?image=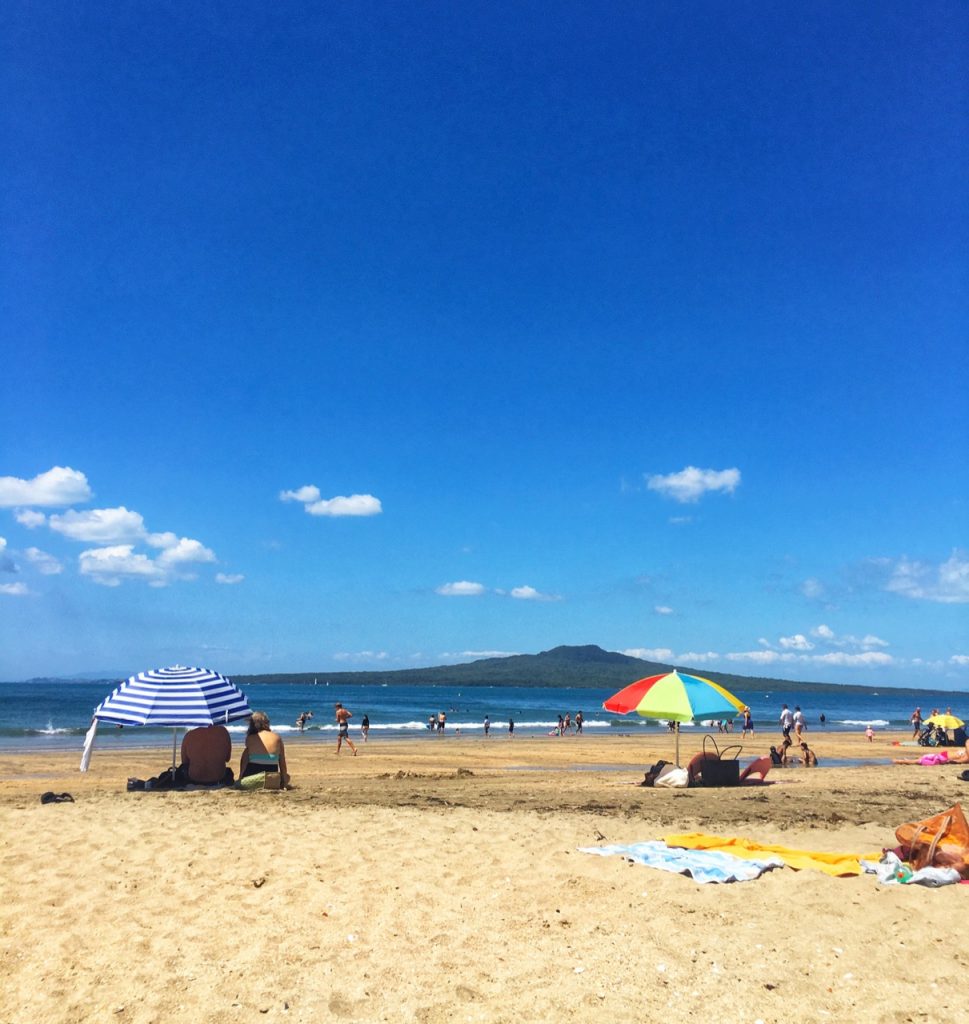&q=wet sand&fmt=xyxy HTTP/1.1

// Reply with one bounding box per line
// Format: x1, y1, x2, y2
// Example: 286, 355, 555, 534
2, 730, 965, 1024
